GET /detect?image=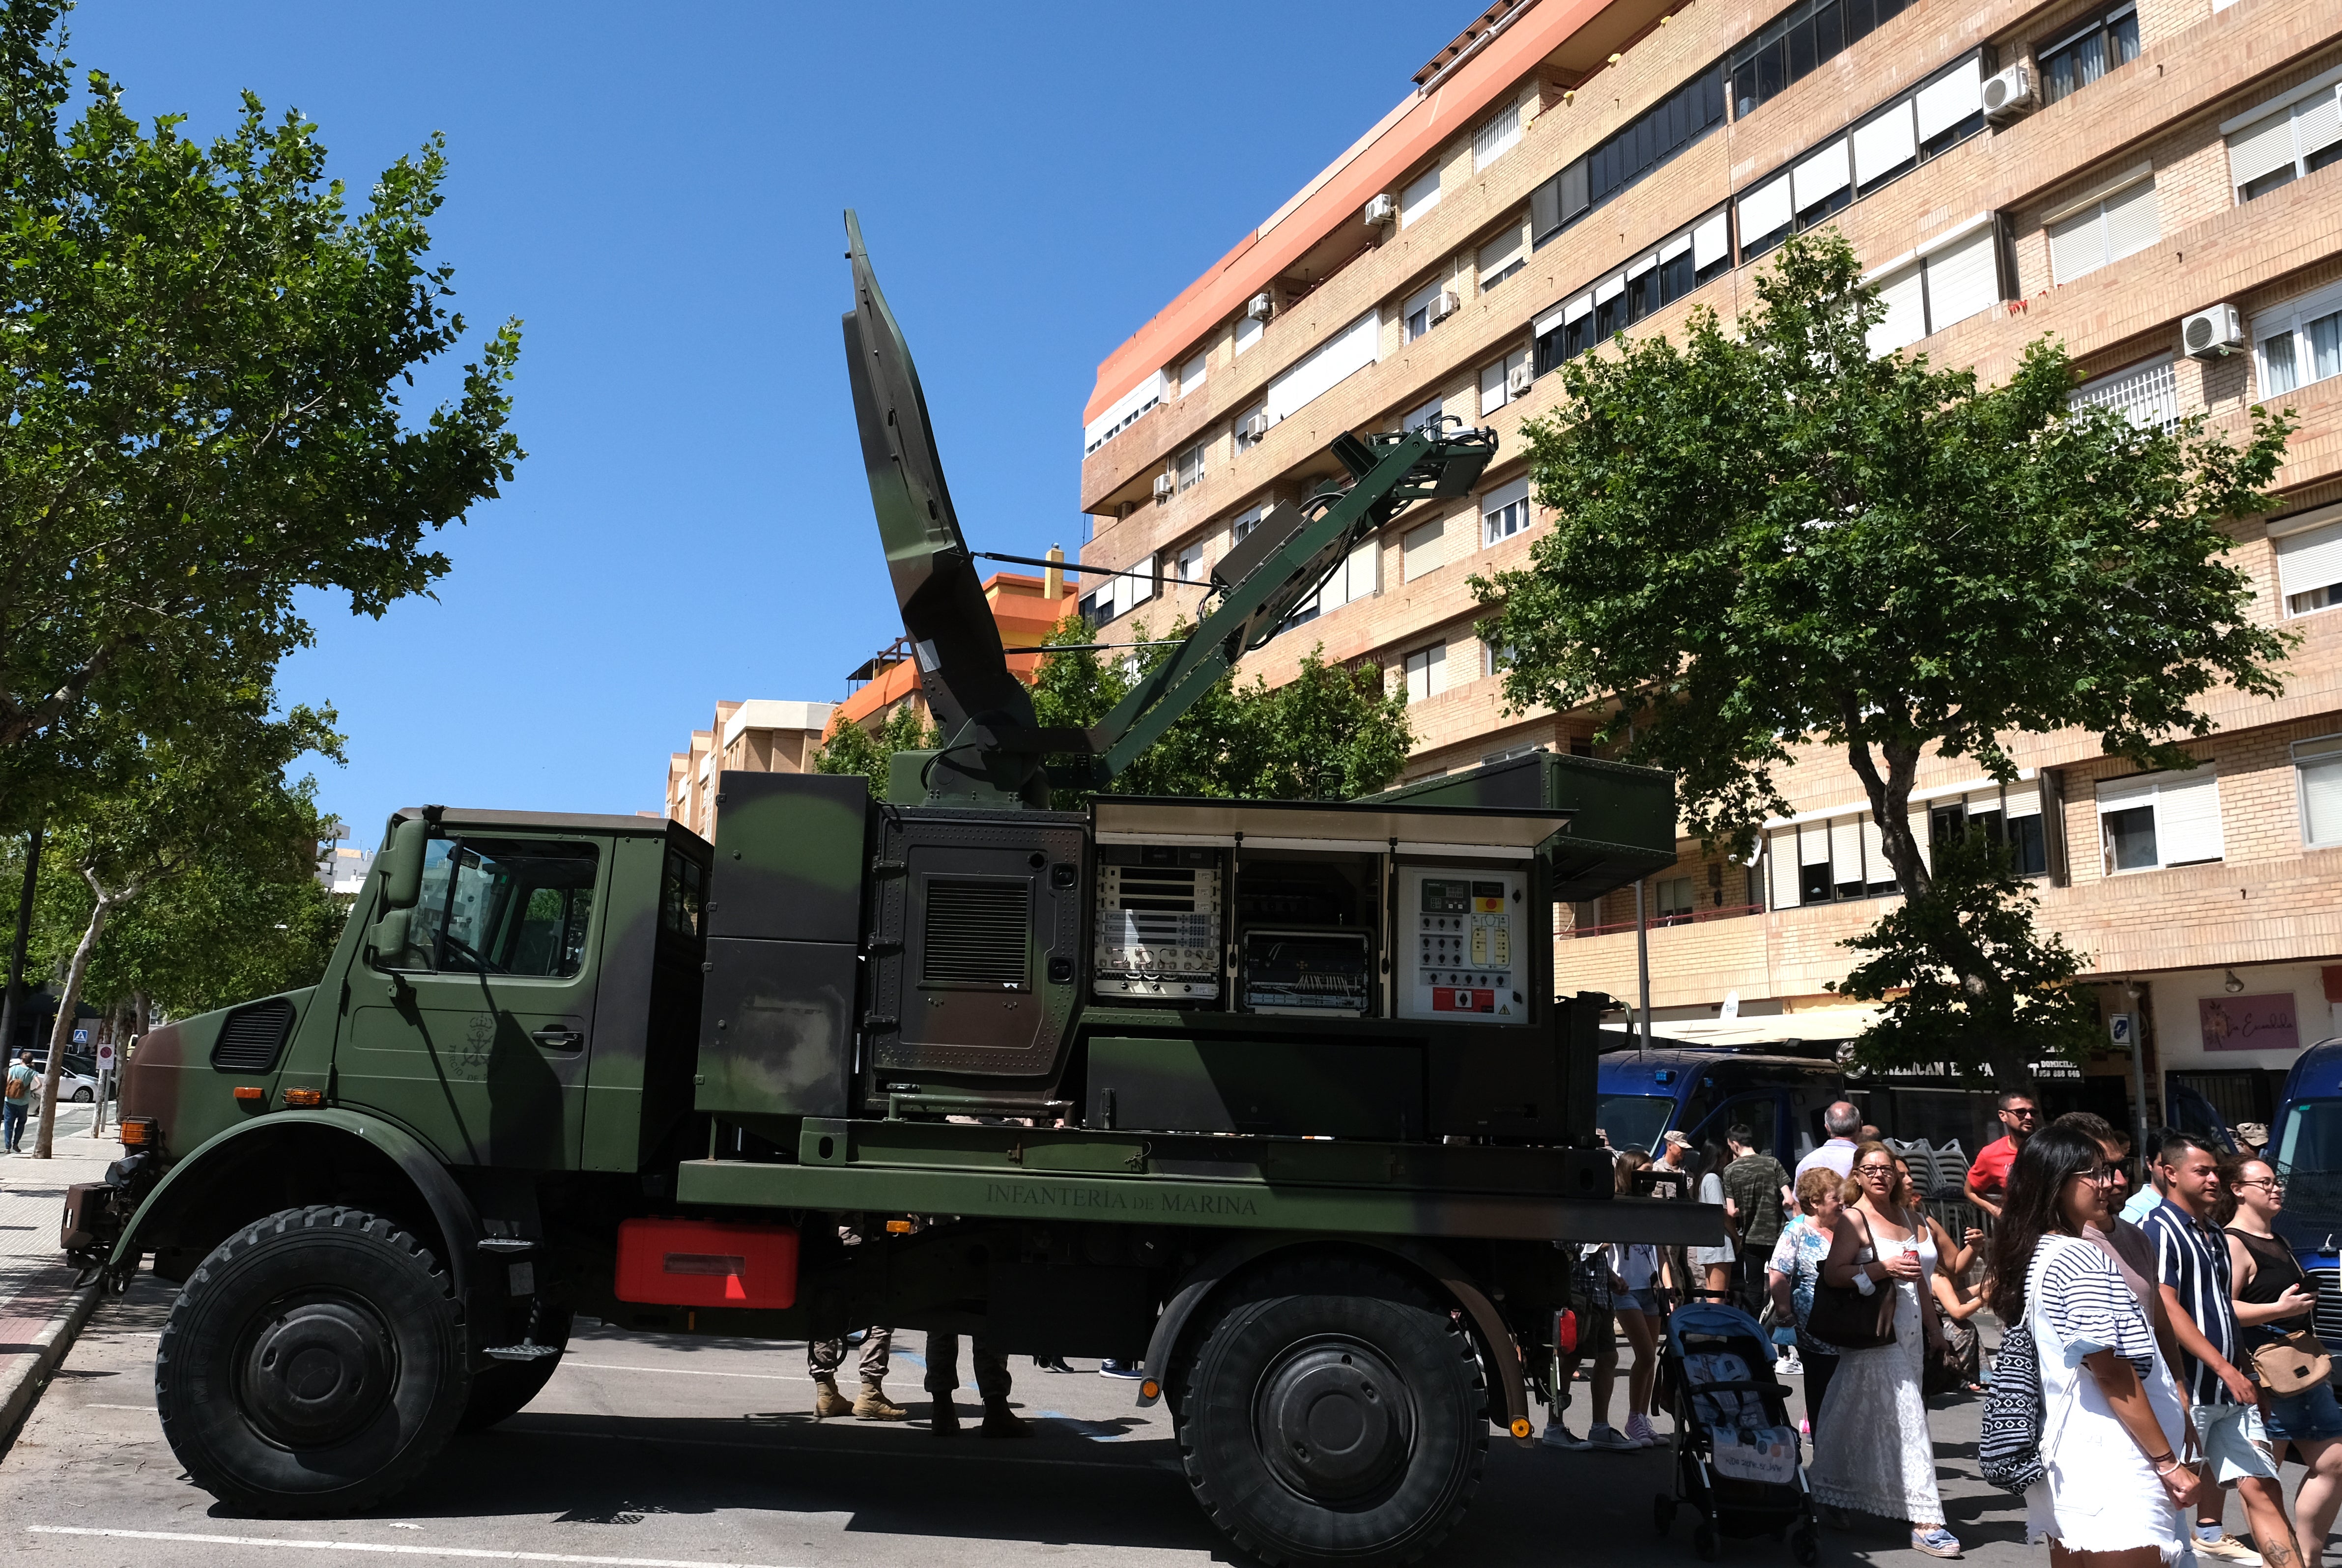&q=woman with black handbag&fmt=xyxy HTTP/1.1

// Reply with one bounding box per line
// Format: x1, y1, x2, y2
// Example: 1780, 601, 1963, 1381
2225, 1154, 2342, 1555
1809, 1142, 1961, 1557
